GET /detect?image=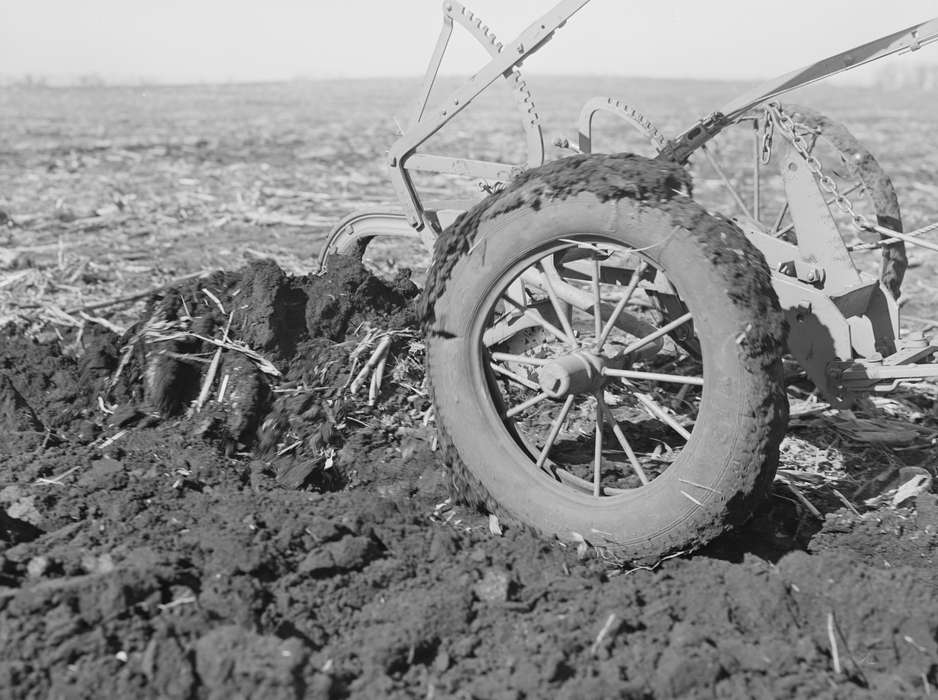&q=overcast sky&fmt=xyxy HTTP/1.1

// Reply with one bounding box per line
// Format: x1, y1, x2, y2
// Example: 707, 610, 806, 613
1, 0, 936, 84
